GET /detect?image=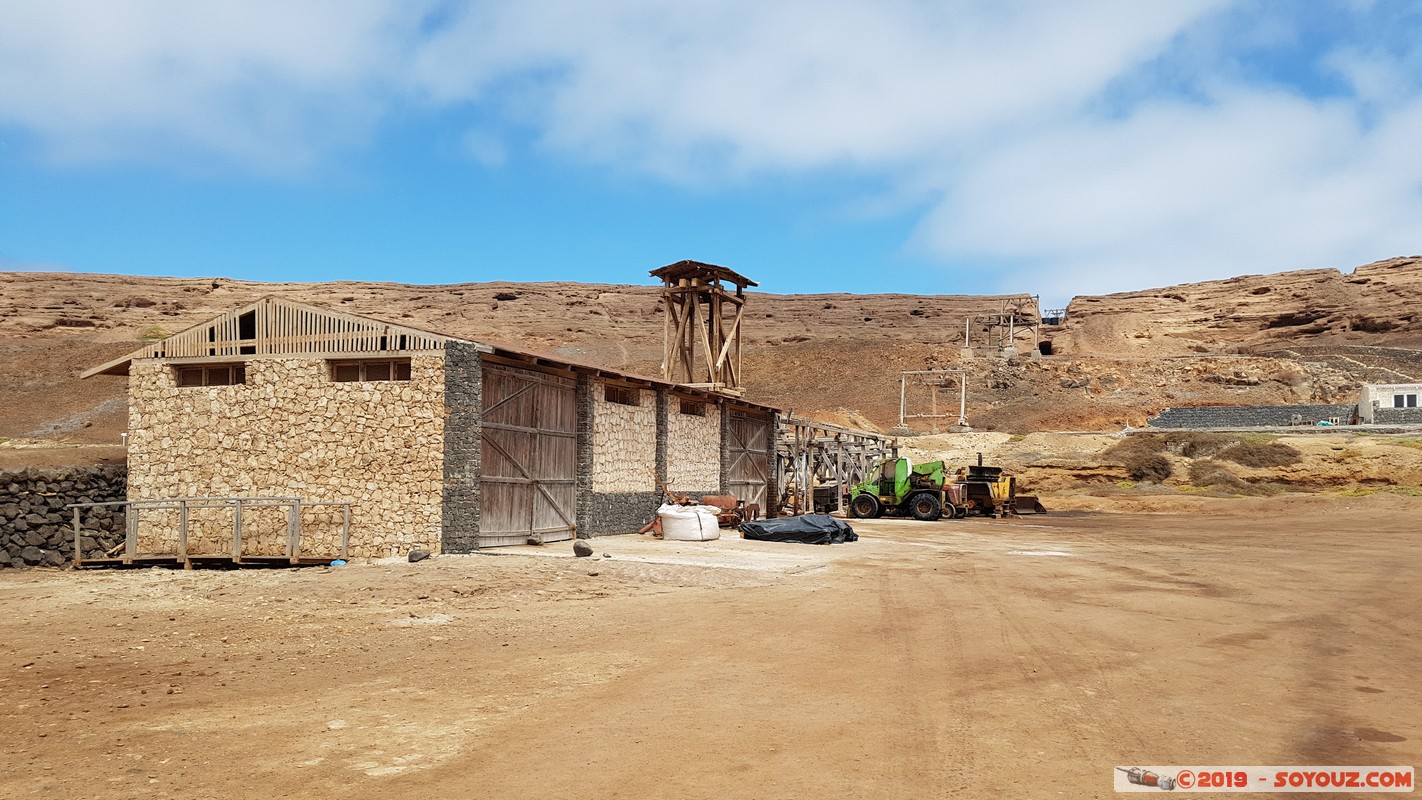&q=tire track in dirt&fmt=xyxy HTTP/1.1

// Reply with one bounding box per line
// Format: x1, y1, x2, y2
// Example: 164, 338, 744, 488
870, 568, 979, 794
